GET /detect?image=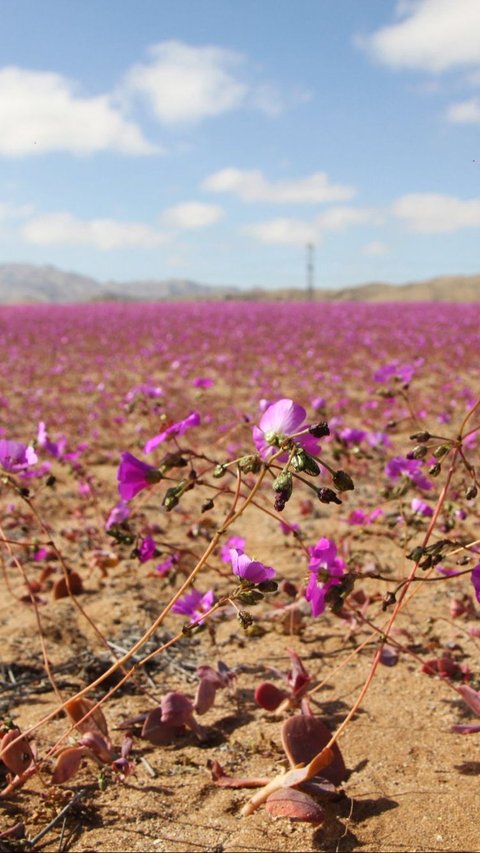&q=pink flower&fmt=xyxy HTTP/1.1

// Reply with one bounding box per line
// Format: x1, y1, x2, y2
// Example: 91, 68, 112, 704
471, 564, 480, 603
117, 452, 161, 500
192, 377, 214, 388
172, 588, 215, 623
229, 548, 276, 584
105, 501, 130, 530
411, 498, 433, 517
144, 411, 201, 454
252, 398, 321, 462
0, 440, 37, 472
155, 553, 179, 576
305, 537, 345, 617
220, 536, 245, 562
138, 537, 156, 563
